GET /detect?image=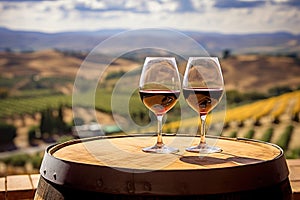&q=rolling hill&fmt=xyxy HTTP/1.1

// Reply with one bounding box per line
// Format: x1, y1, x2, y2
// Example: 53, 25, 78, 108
1, 50, 300, 94
0, 50, 300, 161
0, 27, 300, 55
